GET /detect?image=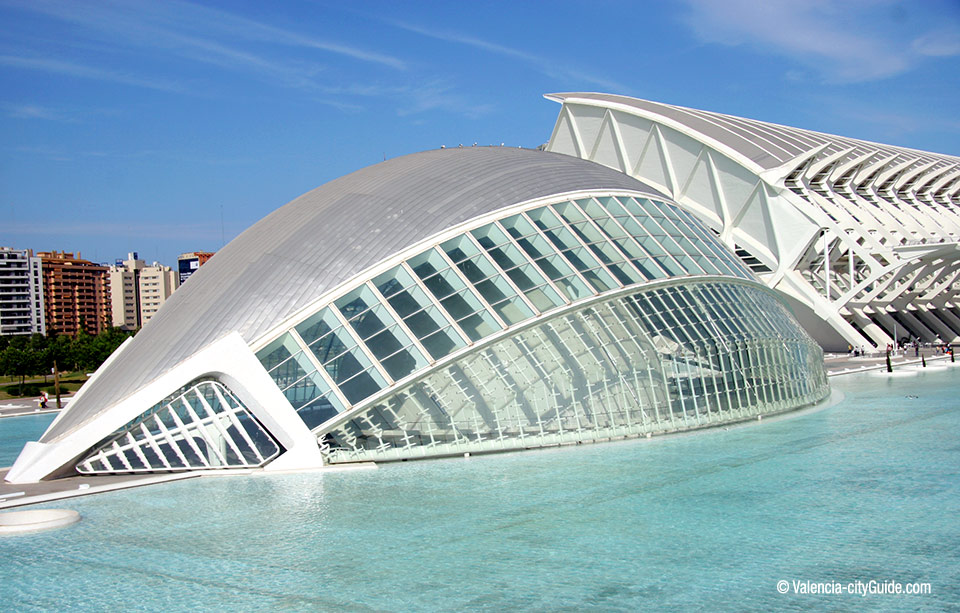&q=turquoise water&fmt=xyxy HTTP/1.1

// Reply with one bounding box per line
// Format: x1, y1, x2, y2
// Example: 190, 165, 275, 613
1, 367, 958, 611
0, 413, 55, 467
